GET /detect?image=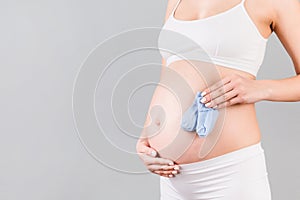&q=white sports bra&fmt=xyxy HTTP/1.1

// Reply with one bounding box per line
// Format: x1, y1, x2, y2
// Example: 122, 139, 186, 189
158, 0, 269, 77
